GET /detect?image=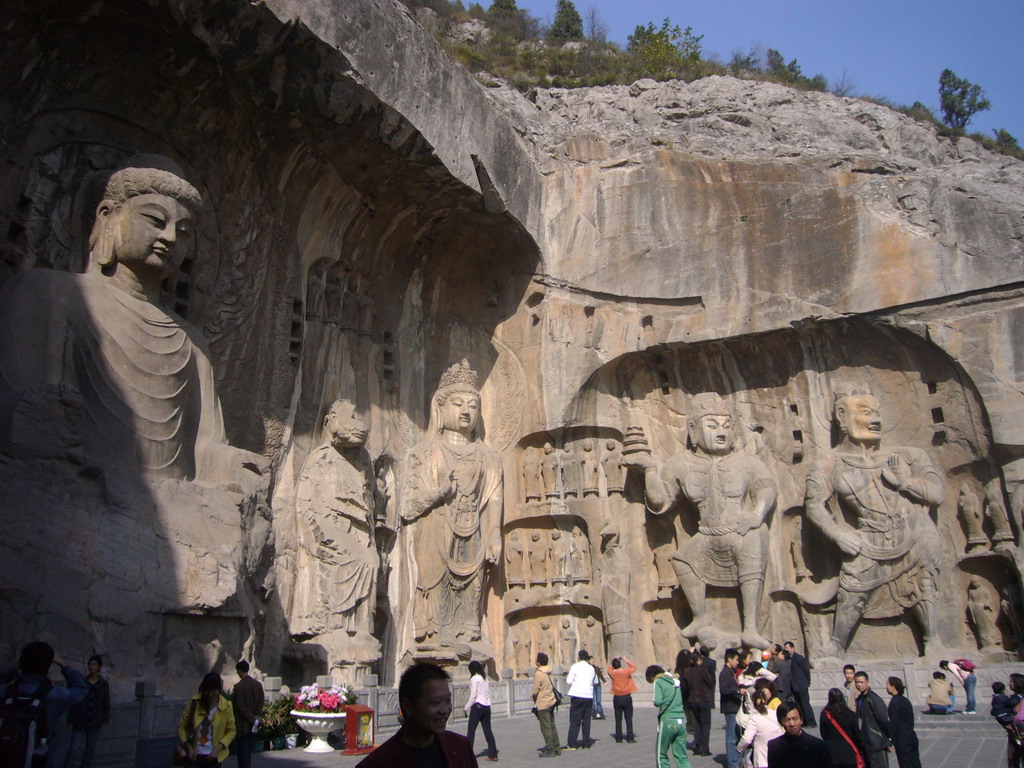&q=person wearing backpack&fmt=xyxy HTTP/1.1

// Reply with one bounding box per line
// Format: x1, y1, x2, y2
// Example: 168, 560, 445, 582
940, 659, 977, 714
176, 673, 235, 767
0, 641, 87, 768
